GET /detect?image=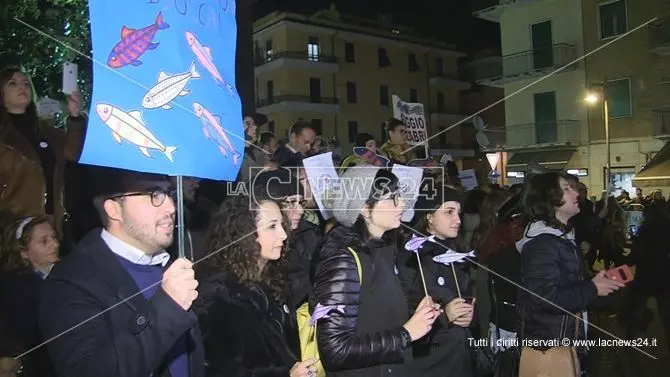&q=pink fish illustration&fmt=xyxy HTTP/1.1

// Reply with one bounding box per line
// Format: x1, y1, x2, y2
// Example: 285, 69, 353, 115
108, 12, 170, 68
192, 102, 240, 165
185, 31, 234, 93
